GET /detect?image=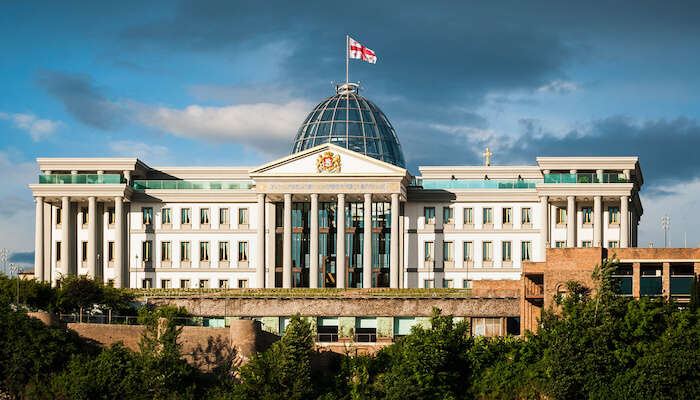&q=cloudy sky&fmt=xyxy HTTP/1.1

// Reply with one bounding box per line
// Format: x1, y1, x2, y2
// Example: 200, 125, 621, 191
2, 1, 700, 268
